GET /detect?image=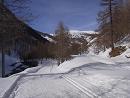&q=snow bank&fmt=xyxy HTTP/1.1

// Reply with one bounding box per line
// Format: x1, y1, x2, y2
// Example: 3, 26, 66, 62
98, 48, 111, 58
19, 66, 42, 74
57, 47, 130, 73
19, 59, 58, 75
57, 53, 115, 73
